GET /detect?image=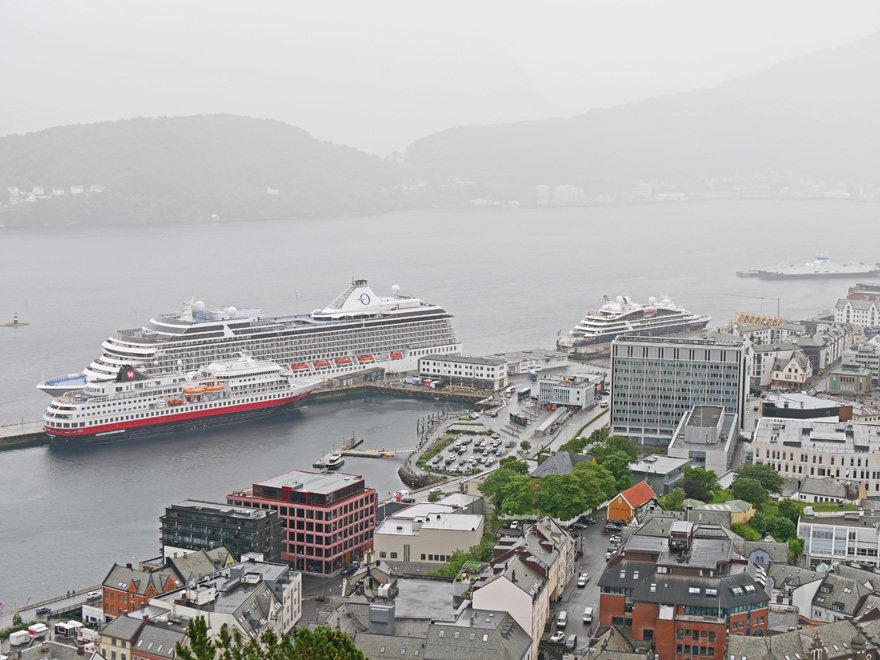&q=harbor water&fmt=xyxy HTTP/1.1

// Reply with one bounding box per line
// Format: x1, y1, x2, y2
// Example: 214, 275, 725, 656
0, 201, 876, 605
